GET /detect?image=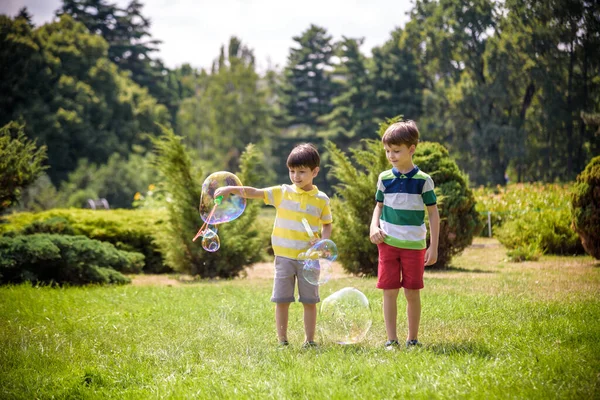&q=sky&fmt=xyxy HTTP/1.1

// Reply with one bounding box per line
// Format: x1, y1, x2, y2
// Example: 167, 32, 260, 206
1, 0, 414, 72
